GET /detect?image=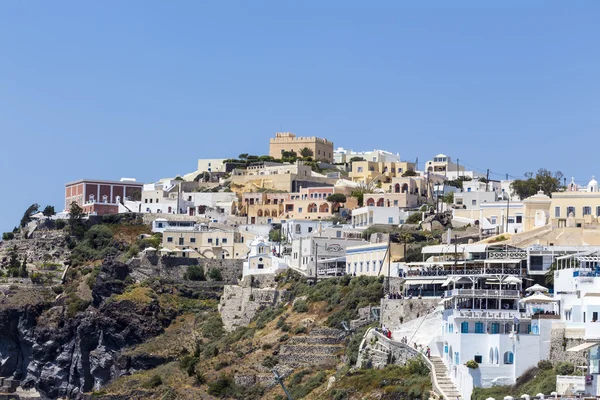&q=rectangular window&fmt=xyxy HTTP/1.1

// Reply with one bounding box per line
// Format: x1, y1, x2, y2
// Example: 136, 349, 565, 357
393, 200, 398, 206
167, 237, 173, 243
471, 199, 477, 205
567, 206, 576, 217
474, 355, 483, 363
584, 206, 592, 216
555, 207, 560, 218
257, 264, 264, 269
190, 238, 196, 243
357, 167, 363, 173
388, 217, 394, 224
516, 215, 523, 223
208, 238, 213, 244
490, 216, 497, 225
222, 238, 228, 244
597, 206, 600, 217
178, 237, 184, 245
